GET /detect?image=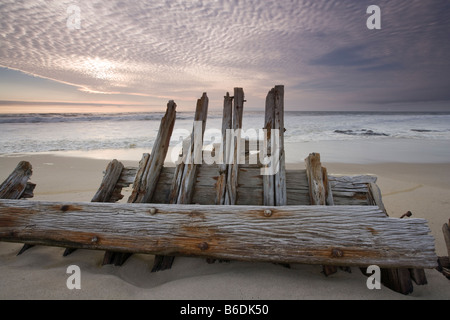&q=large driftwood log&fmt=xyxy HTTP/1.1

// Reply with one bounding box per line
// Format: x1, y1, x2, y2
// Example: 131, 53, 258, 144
0, 200, 437, 269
